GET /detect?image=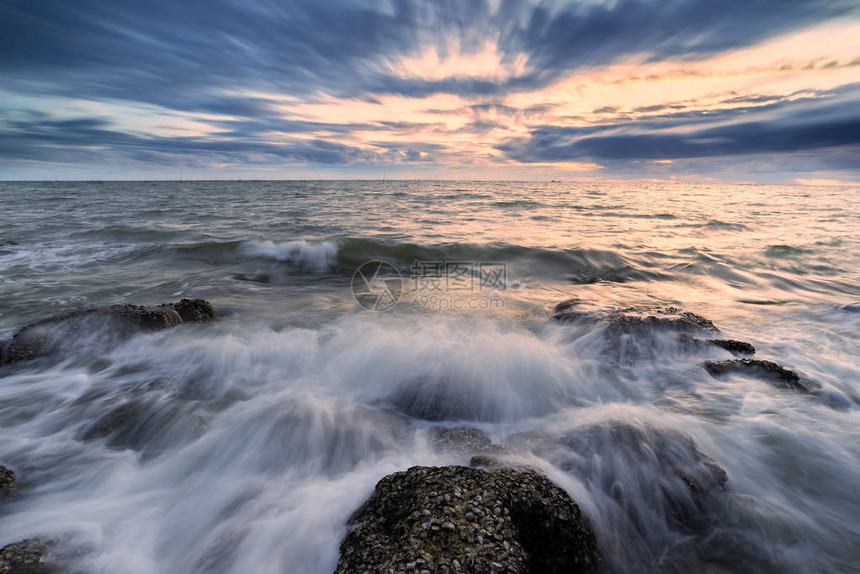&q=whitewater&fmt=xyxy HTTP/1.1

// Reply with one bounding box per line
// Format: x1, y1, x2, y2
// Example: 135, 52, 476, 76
0, 180, 858, 573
